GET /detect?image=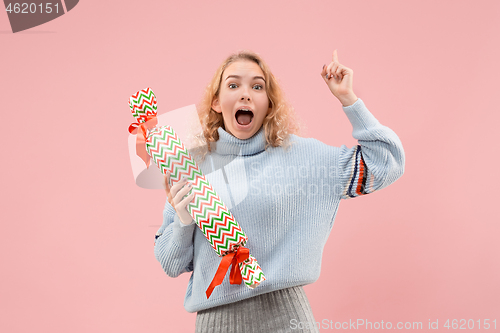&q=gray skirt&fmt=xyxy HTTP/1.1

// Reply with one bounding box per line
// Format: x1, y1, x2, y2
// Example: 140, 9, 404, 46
195, 286, 319, 333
